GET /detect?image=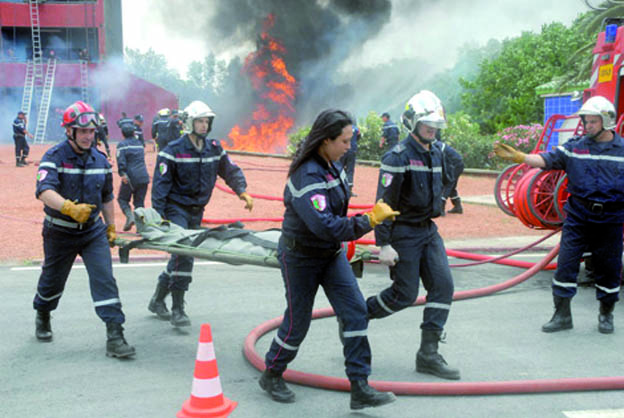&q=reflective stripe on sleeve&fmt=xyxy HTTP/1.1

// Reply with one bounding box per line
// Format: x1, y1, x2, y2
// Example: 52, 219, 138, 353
595, 284, 621, 294
343, 329, 368, 338
380, 163, 442, 174
286, 178, 341, 198
557, 146, 624, 164
37, 291, 63, 302
56, 167, 112, 175
158, 151, 224, 164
